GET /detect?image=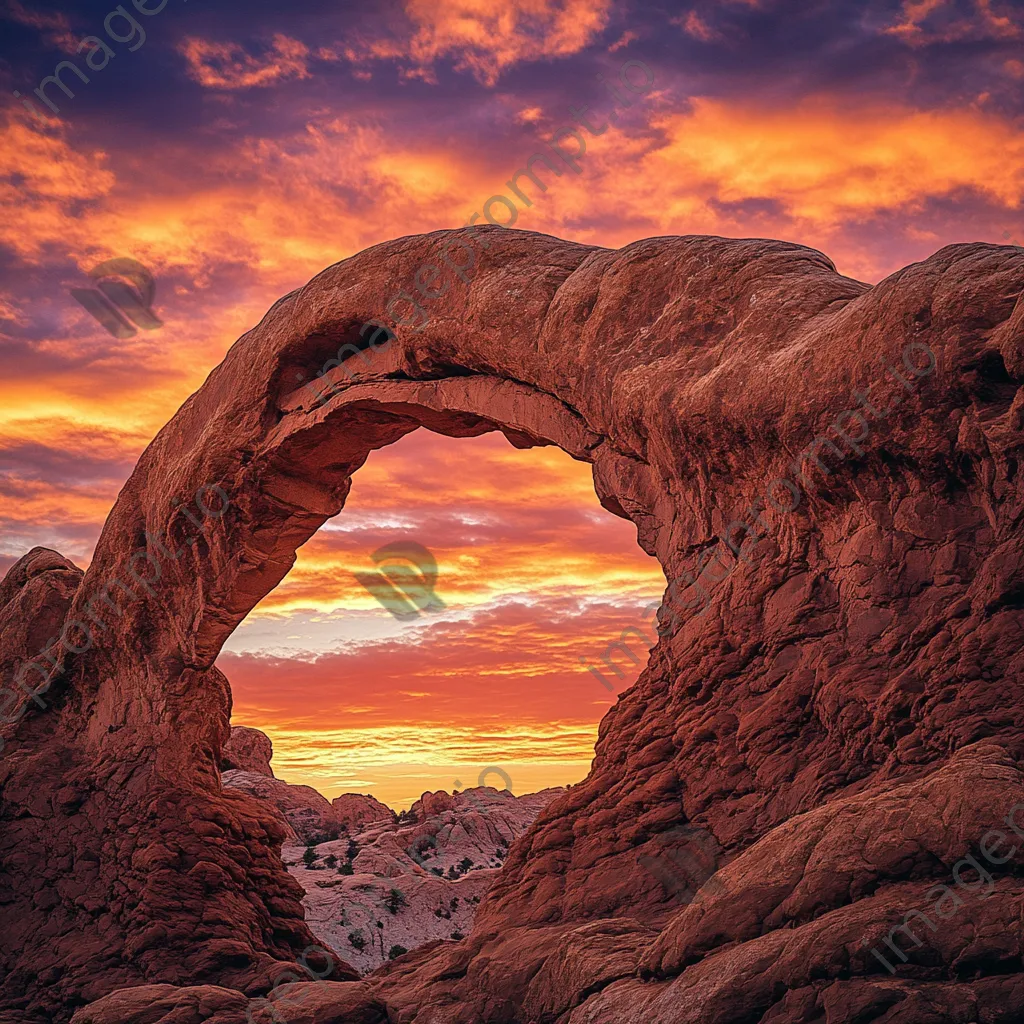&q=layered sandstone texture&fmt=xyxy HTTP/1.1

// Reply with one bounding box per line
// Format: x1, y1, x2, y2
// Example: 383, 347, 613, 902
1, 228, 1022, 1024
